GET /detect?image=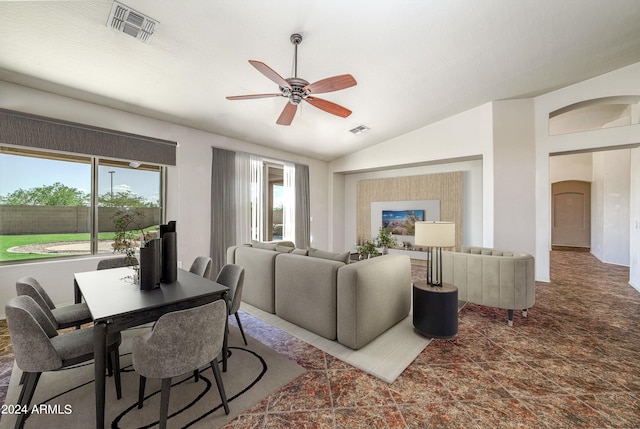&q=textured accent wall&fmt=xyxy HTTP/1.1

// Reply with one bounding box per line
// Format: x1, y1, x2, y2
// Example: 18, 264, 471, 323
356, 172, 463, 250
